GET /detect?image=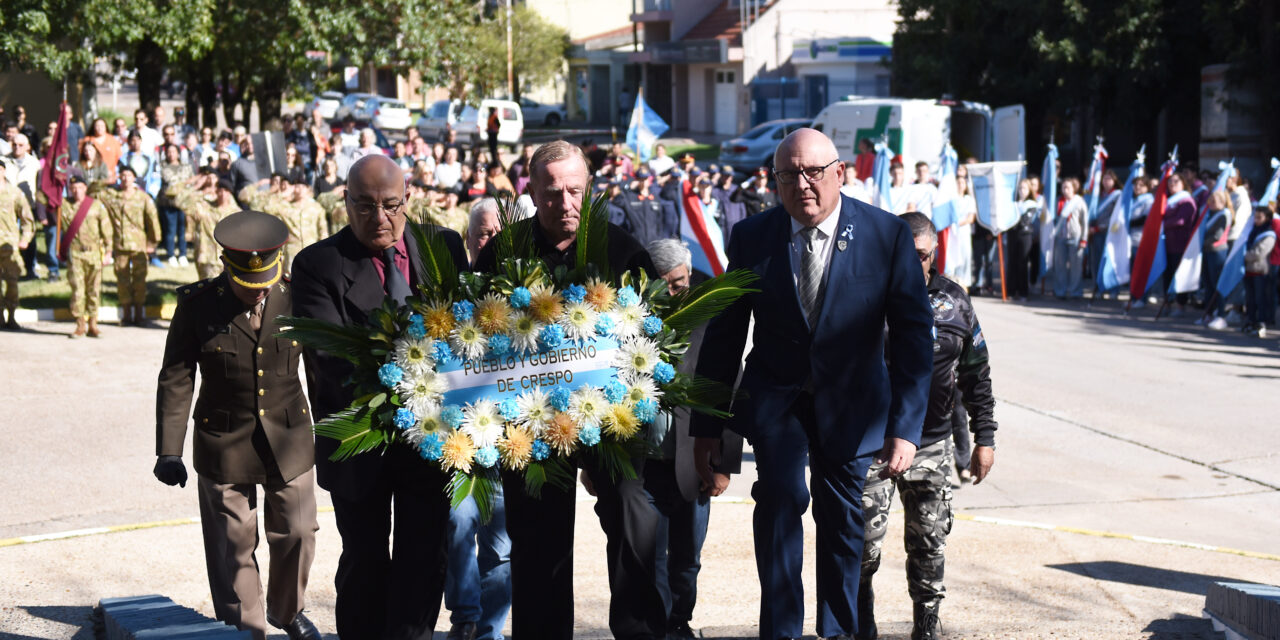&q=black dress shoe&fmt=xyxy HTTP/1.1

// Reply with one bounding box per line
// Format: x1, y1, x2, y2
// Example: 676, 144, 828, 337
668, 621, 696, 639
268, 612, 321, 640
446, 621, 478, 640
